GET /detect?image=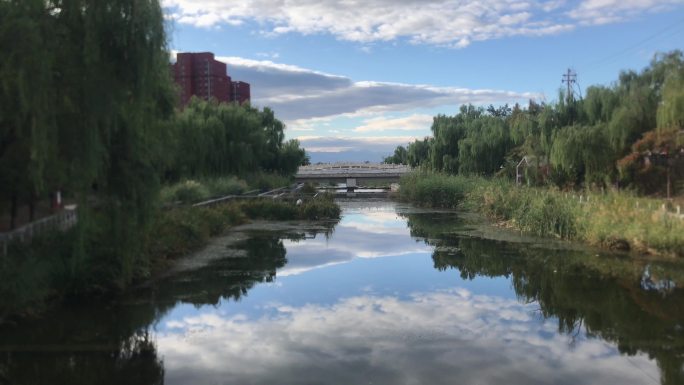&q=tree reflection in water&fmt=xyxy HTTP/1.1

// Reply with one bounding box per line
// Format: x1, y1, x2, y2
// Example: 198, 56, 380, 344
402, 211, 684, 385
0, 229, 316, 385
2, 211, 683, 385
